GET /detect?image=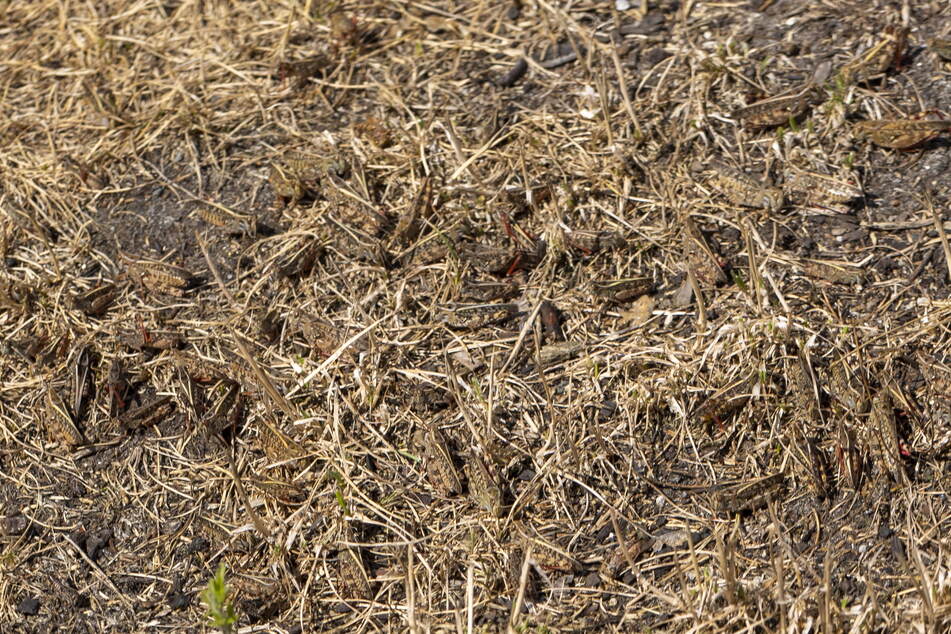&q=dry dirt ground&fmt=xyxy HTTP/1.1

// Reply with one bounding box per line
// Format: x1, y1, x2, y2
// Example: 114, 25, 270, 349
2, 1, 951, 632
